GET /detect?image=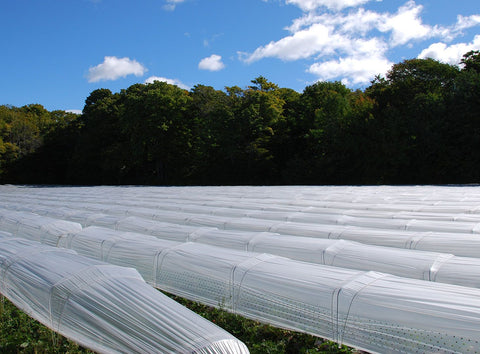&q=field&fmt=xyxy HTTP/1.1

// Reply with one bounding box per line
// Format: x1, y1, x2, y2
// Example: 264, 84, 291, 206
0, 294, 353, 354
2, 185, 480, 352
